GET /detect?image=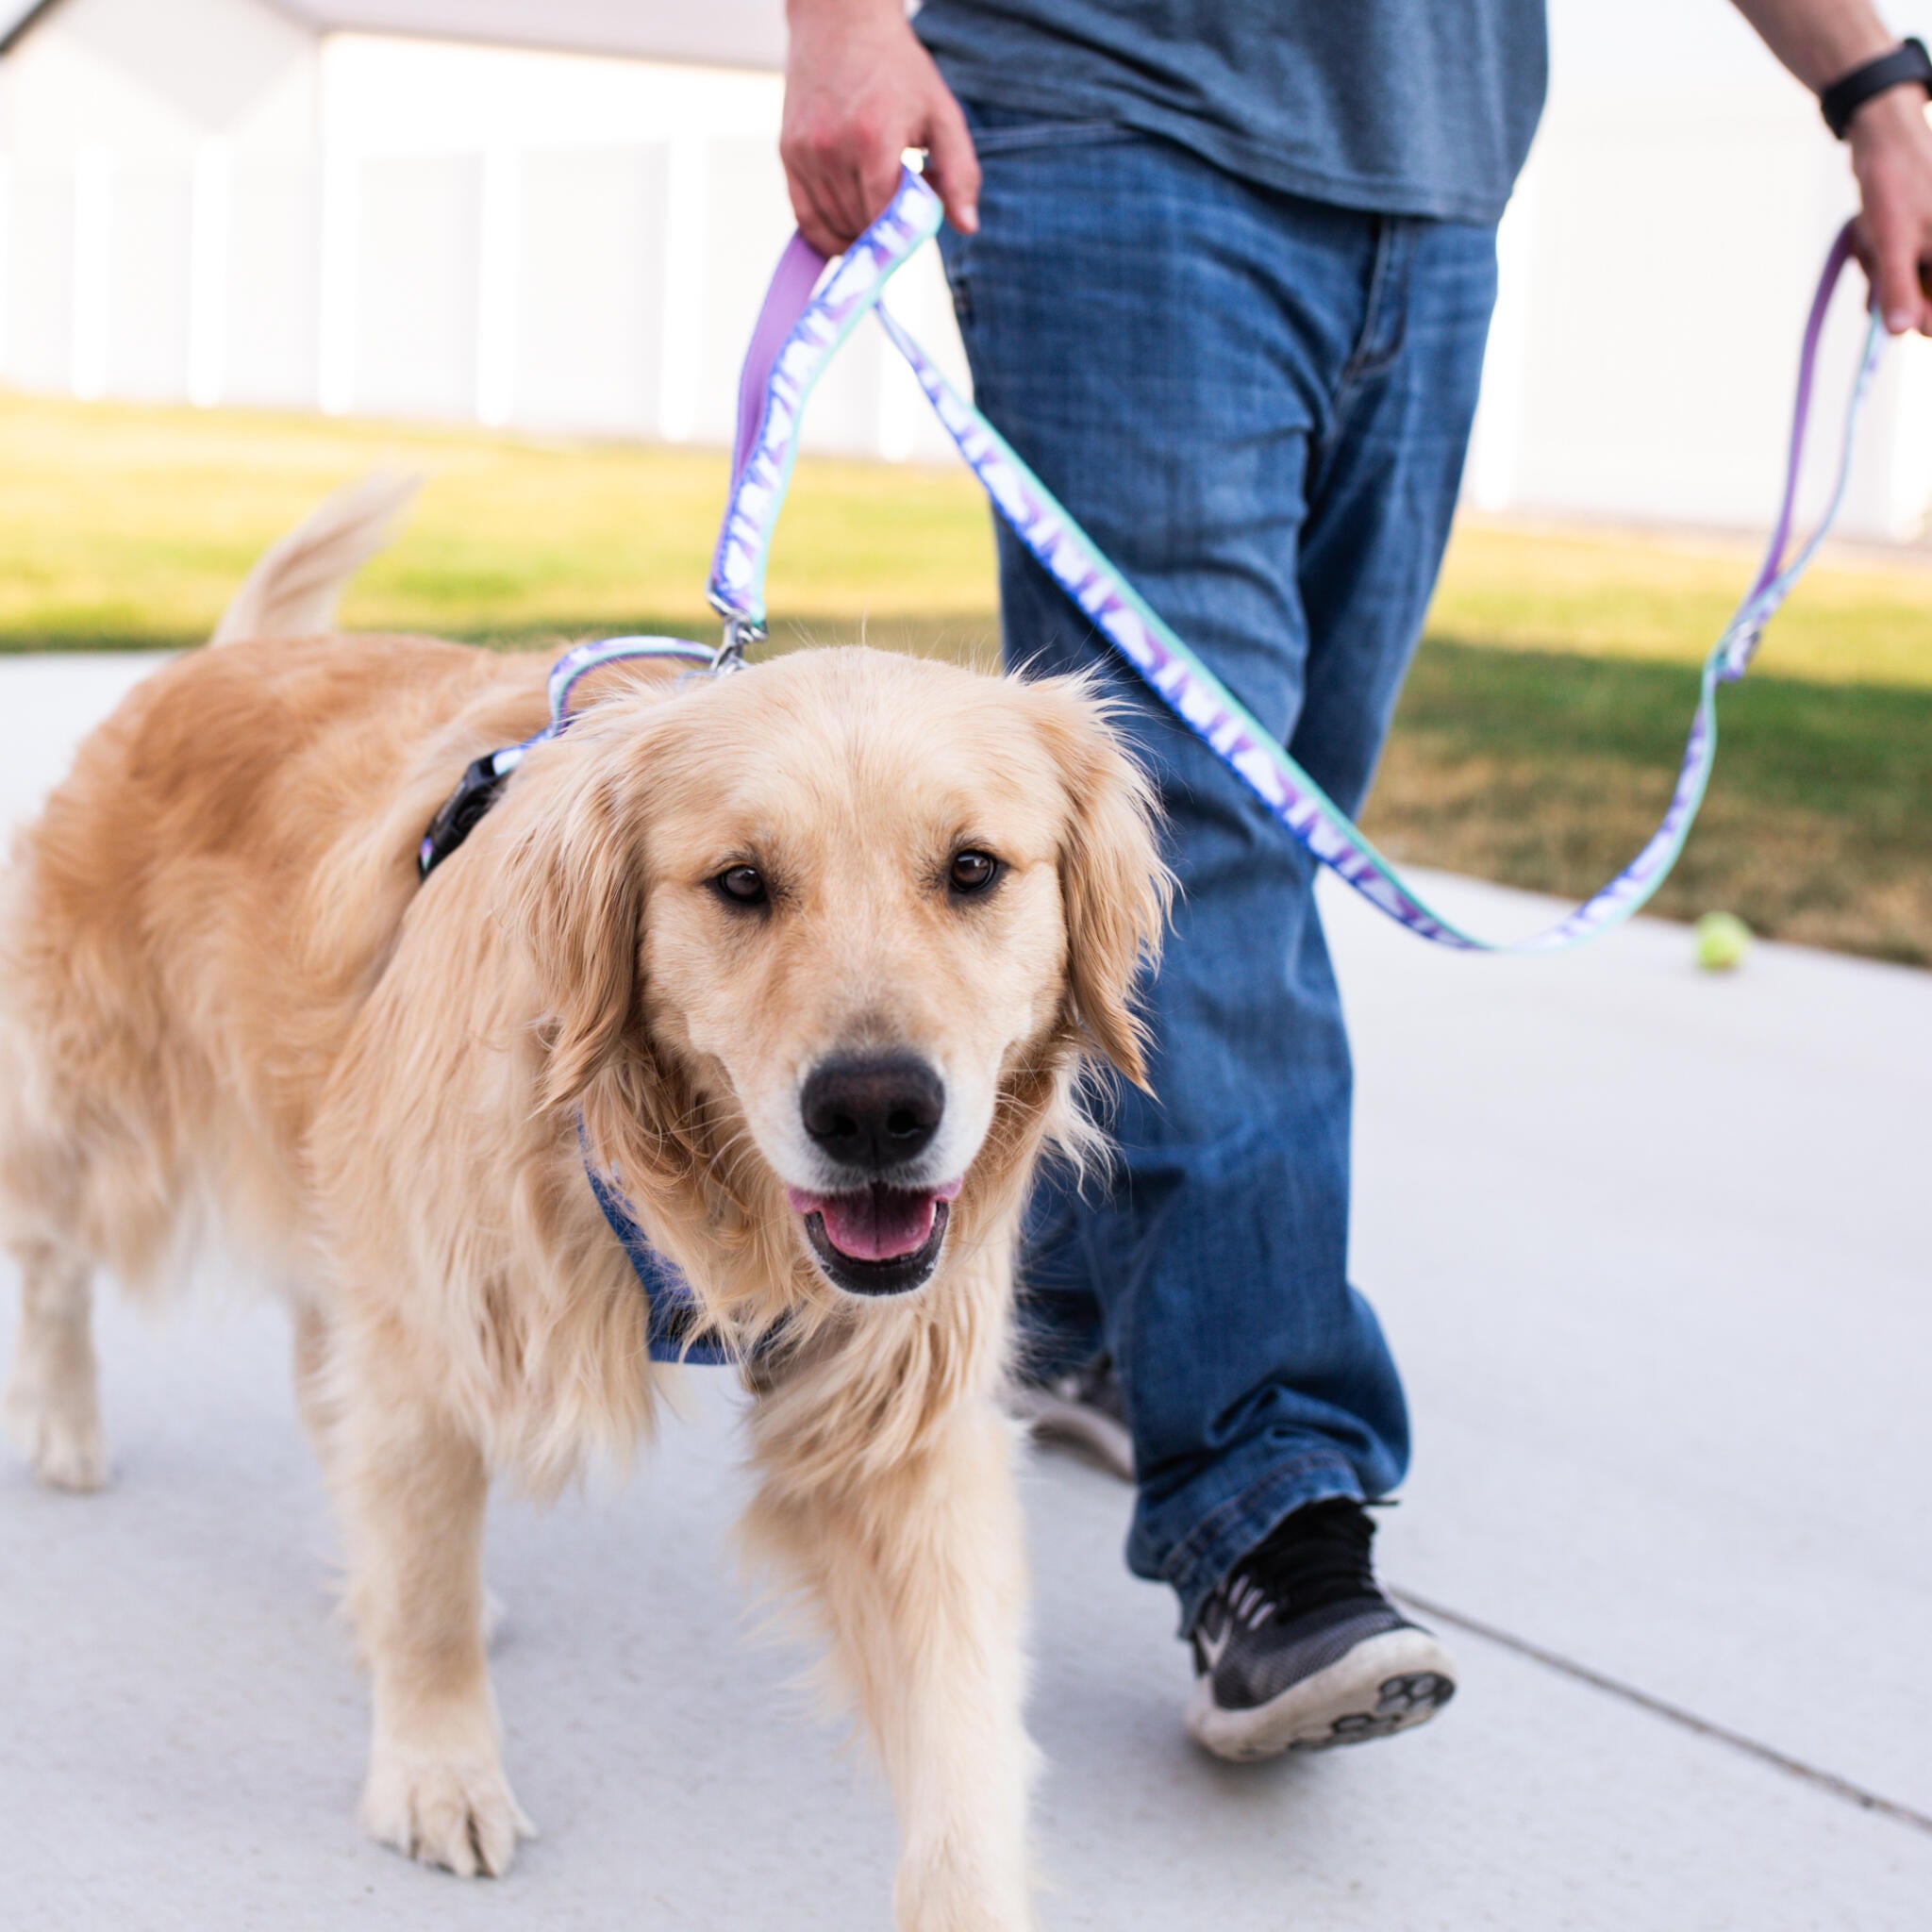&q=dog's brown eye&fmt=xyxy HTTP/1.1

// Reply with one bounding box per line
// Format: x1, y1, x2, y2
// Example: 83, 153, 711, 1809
714, 865, 767, 906
949, 850, 1000, 894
